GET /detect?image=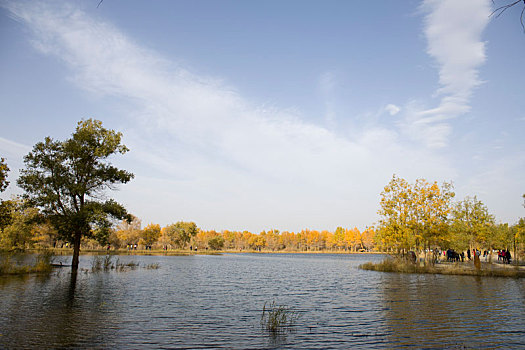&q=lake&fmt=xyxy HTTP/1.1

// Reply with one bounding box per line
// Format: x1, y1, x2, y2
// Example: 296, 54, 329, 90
1, 253, 524, 349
